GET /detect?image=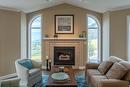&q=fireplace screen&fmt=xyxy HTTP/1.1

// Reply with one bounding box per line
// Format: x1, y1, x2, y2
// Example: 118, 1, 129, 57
54, 47, 75, 65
